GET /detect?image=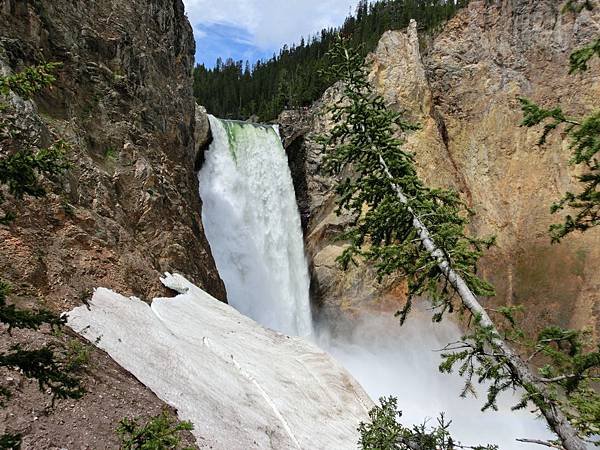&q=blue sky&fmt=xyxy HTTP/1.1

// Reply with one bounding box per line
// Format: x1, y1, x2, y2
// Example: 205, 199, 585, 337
182, 0, 360, 67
